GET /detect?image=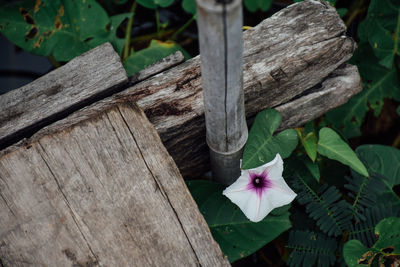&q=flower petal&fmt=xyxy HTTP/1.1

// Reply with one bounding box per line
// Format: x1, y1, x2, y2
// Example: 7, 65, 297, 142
263, 183, 296, 210
222, 170, 250, 193
223, 187, 261, 222
250, 153, 282, 176
265, 154, 284, 181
